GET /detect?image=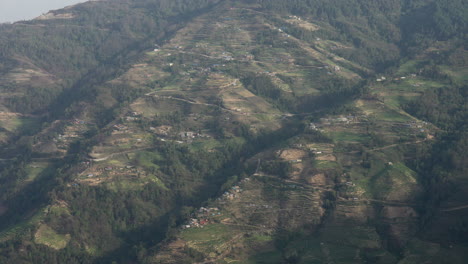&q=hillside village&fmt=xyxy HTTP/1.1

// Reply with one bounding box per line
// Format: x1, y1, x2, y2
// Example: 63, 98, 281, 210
0, 0, 466, 263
